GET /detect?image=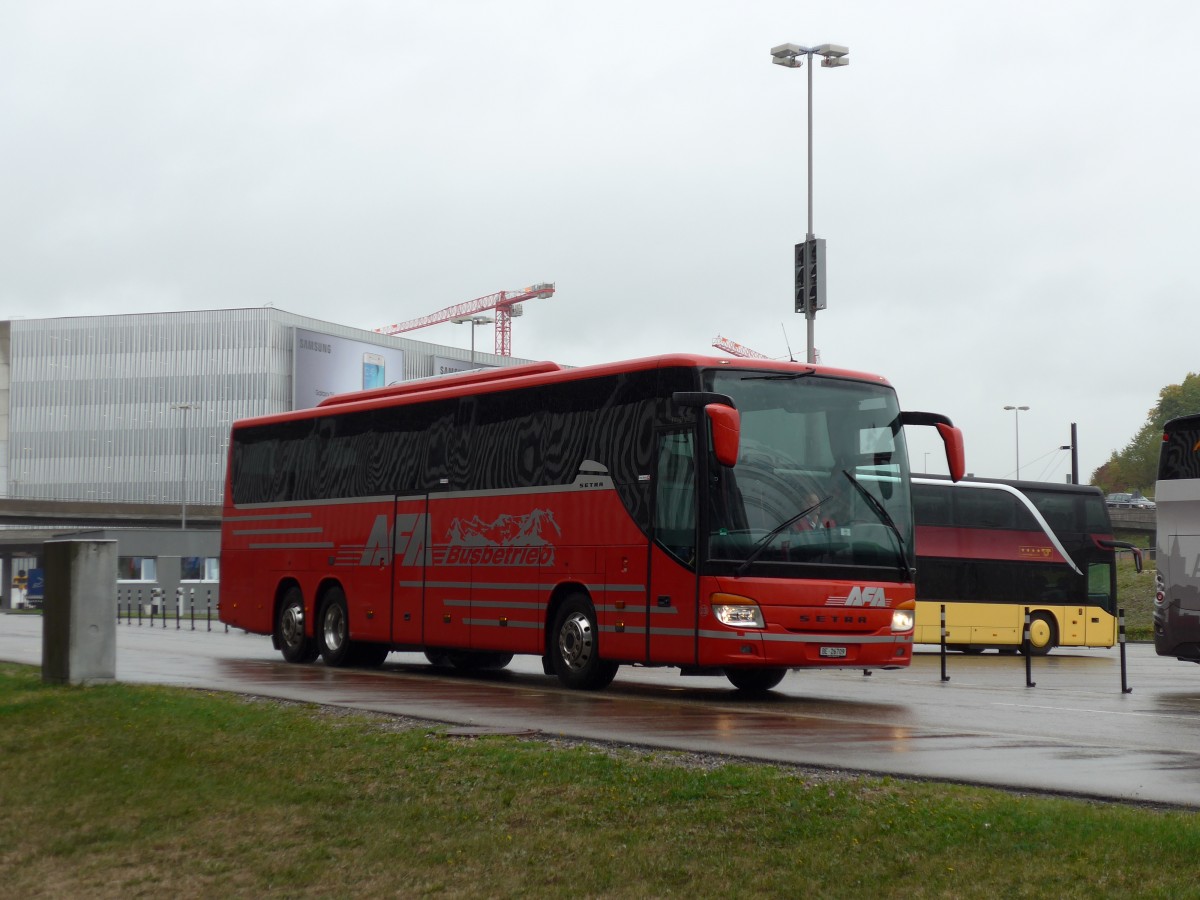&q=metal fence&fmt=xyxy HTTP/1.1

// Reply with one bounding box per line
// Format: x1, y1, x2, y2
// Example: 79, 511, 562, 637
115, 584, 226, 632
